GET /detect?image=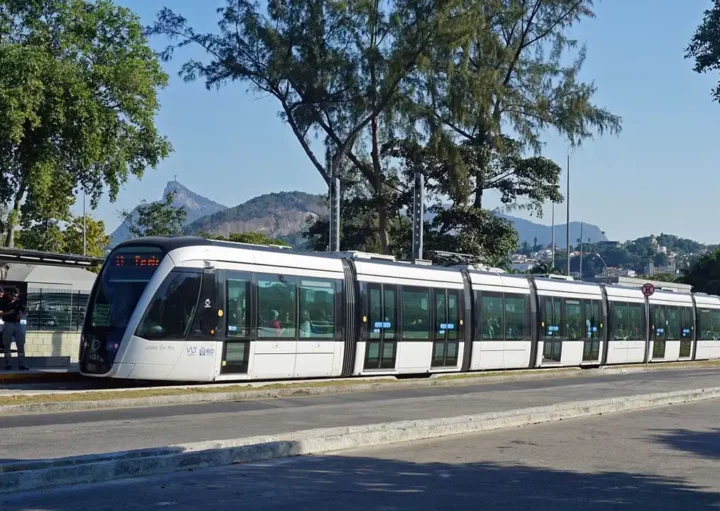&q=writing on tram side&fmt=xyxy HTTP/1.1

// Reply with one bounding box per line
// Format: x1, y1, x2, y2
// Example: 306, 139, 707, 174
144, 344, 176, 351
185, 345, 215, 357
